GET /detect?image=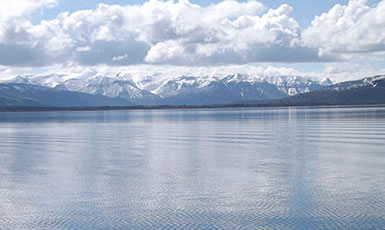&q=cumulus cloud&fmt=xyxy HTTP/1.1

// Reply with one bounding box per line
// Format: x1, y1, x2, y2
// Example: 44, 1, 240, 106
0, 0, 327, 67
302, 0, 385, 56
0, 0, 57, 66
0, 0, 56, 24
143, 3, 327, 64
0, 0, 385, 68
